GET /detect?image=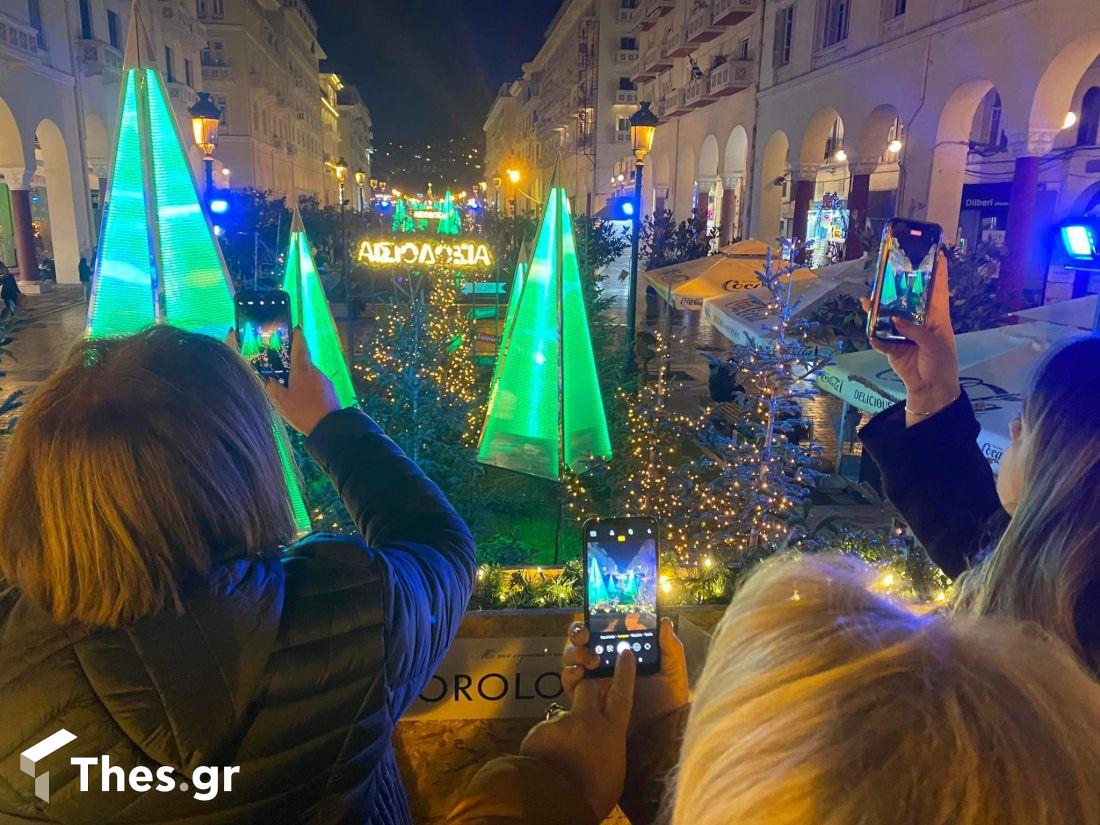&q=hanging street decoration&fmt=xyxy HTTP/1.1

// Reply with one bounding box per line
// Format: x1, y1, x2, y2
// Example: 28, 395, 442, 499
84, 3, 310, 532
477, 162, 611, 481
282, 206, 357, 409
